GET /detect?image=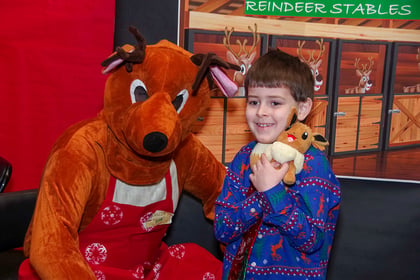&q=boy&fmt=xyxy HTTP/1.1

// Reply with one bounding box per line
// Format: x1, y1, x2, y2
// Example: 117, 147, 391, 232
214, 49, 341, 279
